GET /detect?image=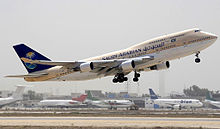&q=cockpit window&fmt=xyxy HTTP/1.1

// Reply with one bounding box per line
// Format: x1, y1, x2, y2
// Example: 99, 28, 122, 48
195, 29, 200, 32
